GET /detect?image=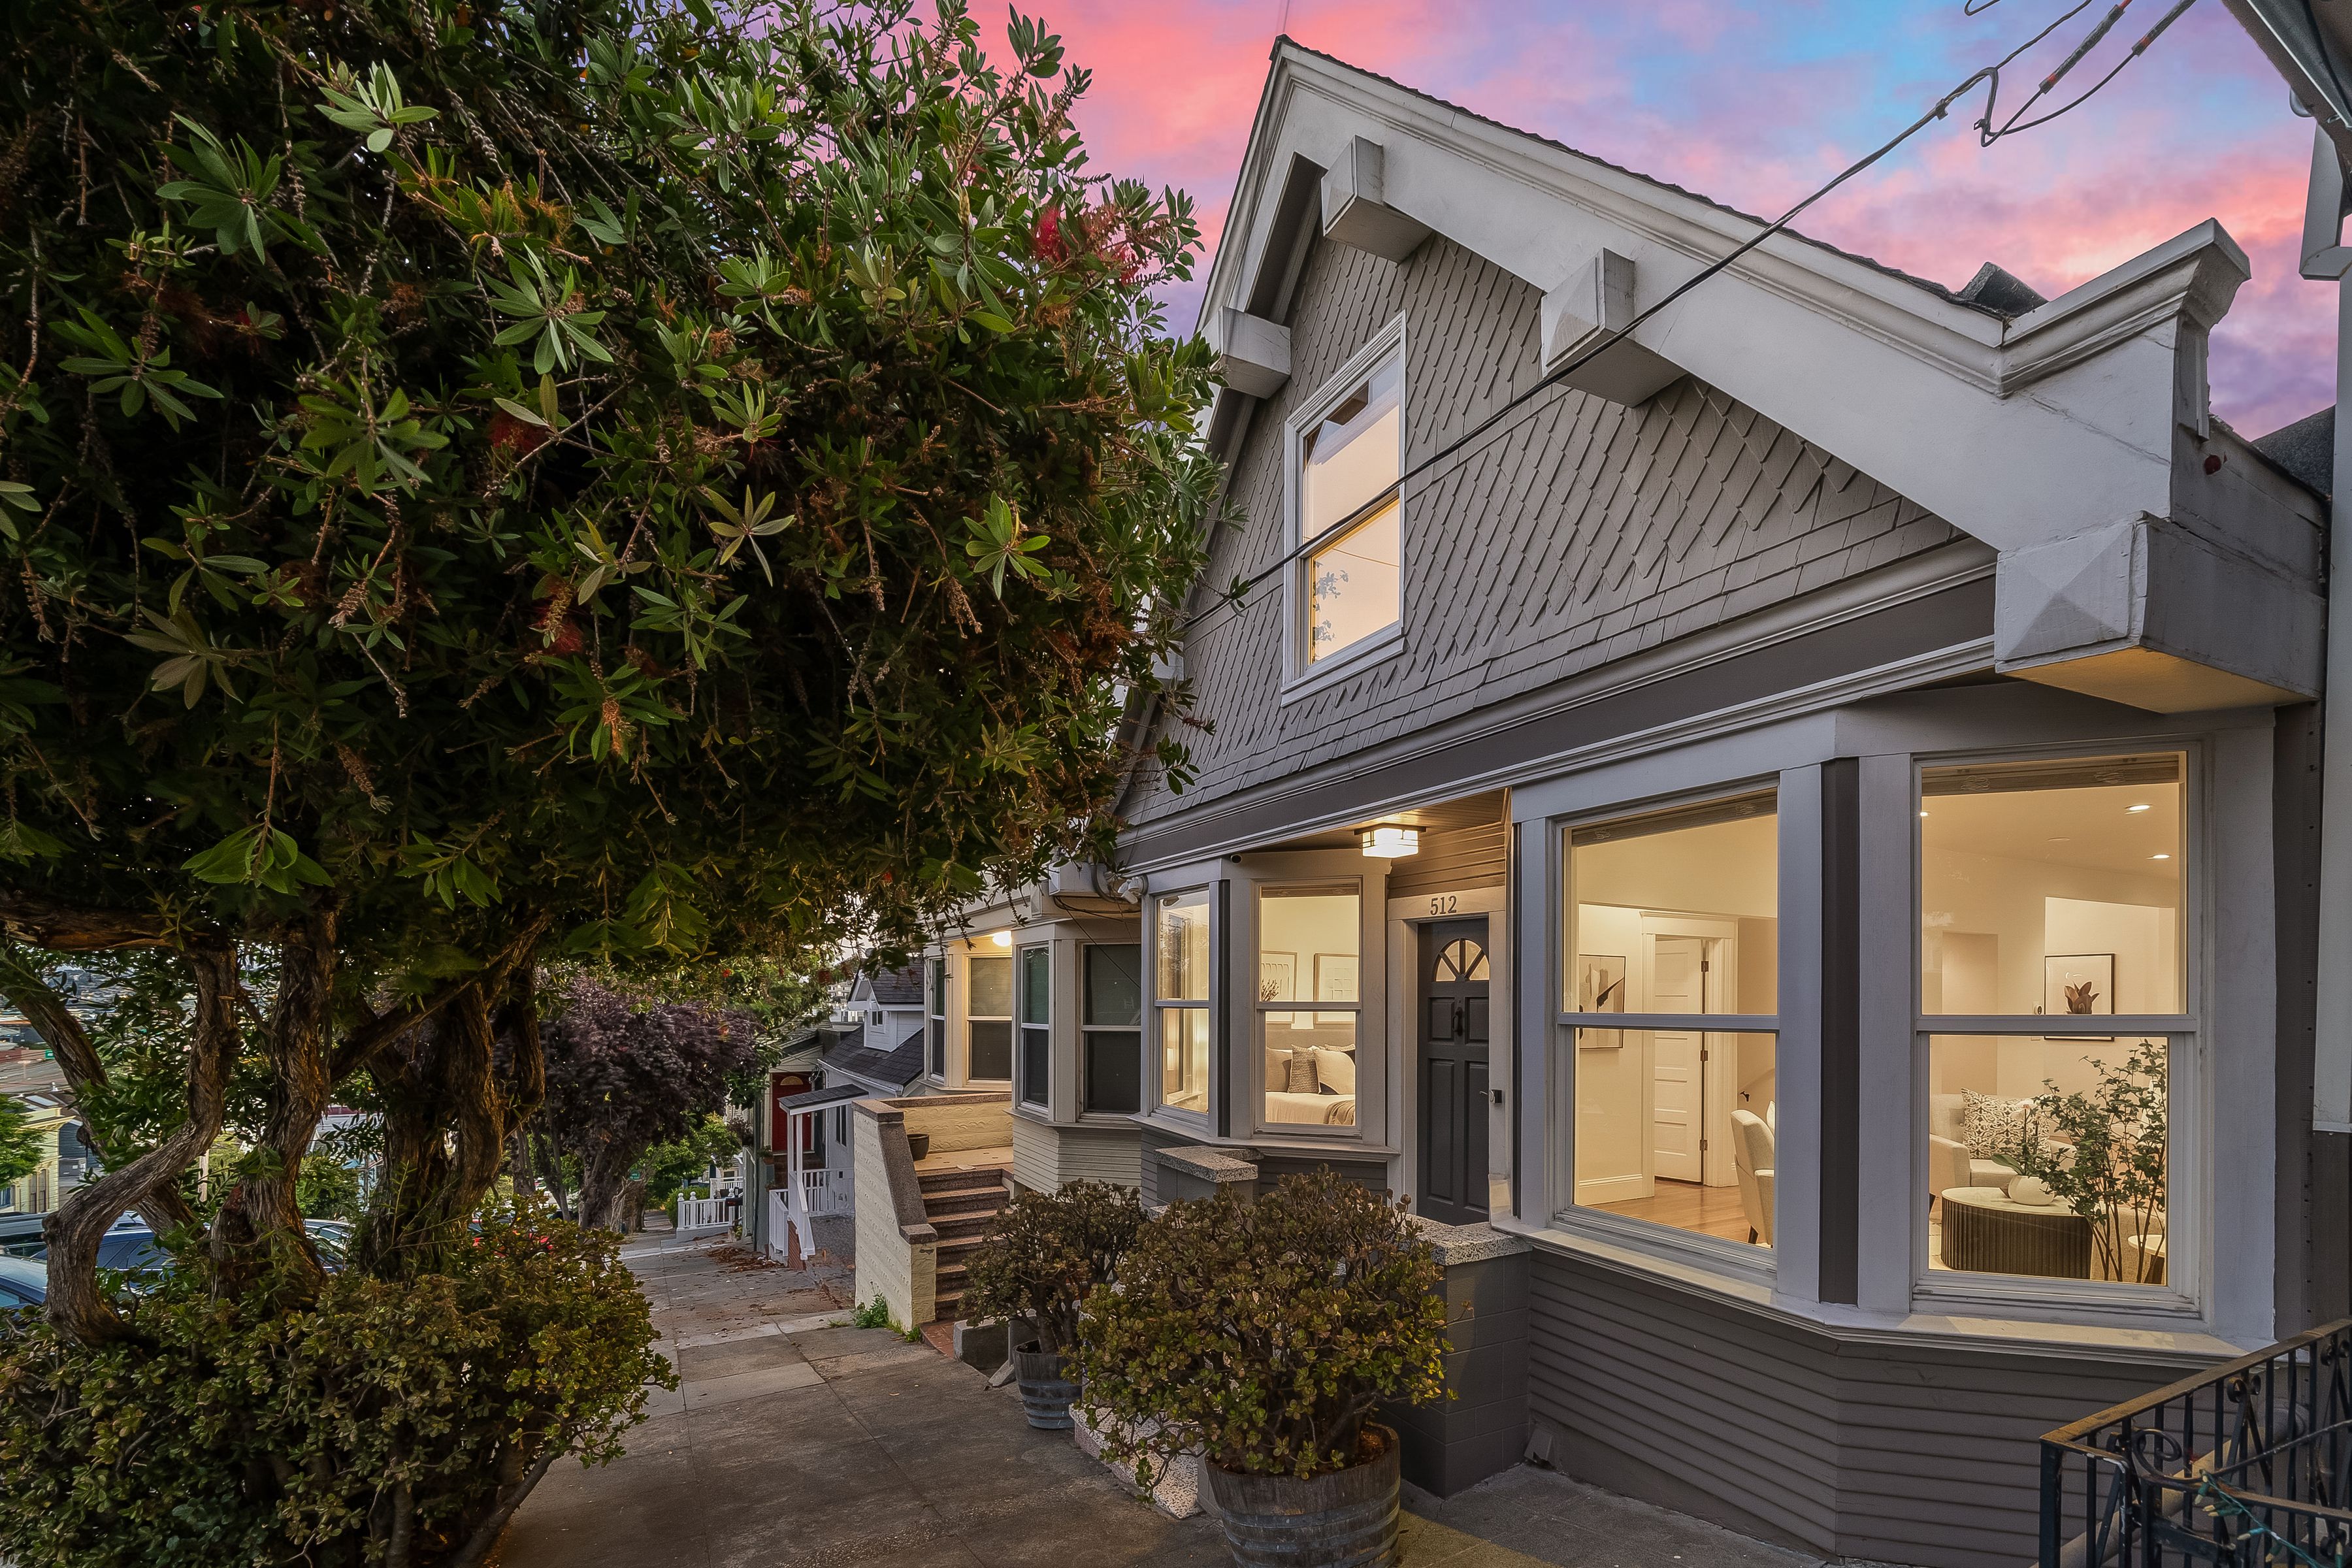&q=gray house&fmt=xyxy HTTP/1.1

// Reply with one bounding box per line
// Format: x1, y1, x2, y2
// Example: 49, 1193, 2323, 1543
1053, 40, 2345, 1567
